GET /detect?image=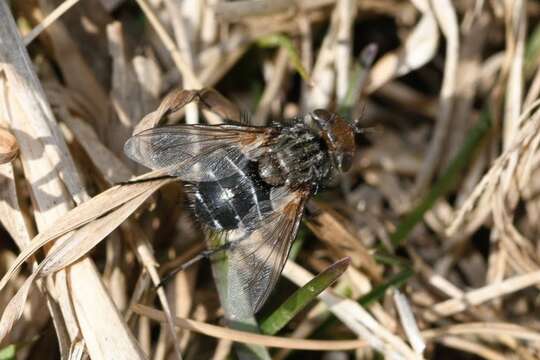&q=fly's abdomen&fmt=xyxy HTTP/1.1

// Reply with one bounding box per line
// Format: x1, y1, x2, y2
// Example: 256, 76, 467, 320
191, 161, 272, 231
